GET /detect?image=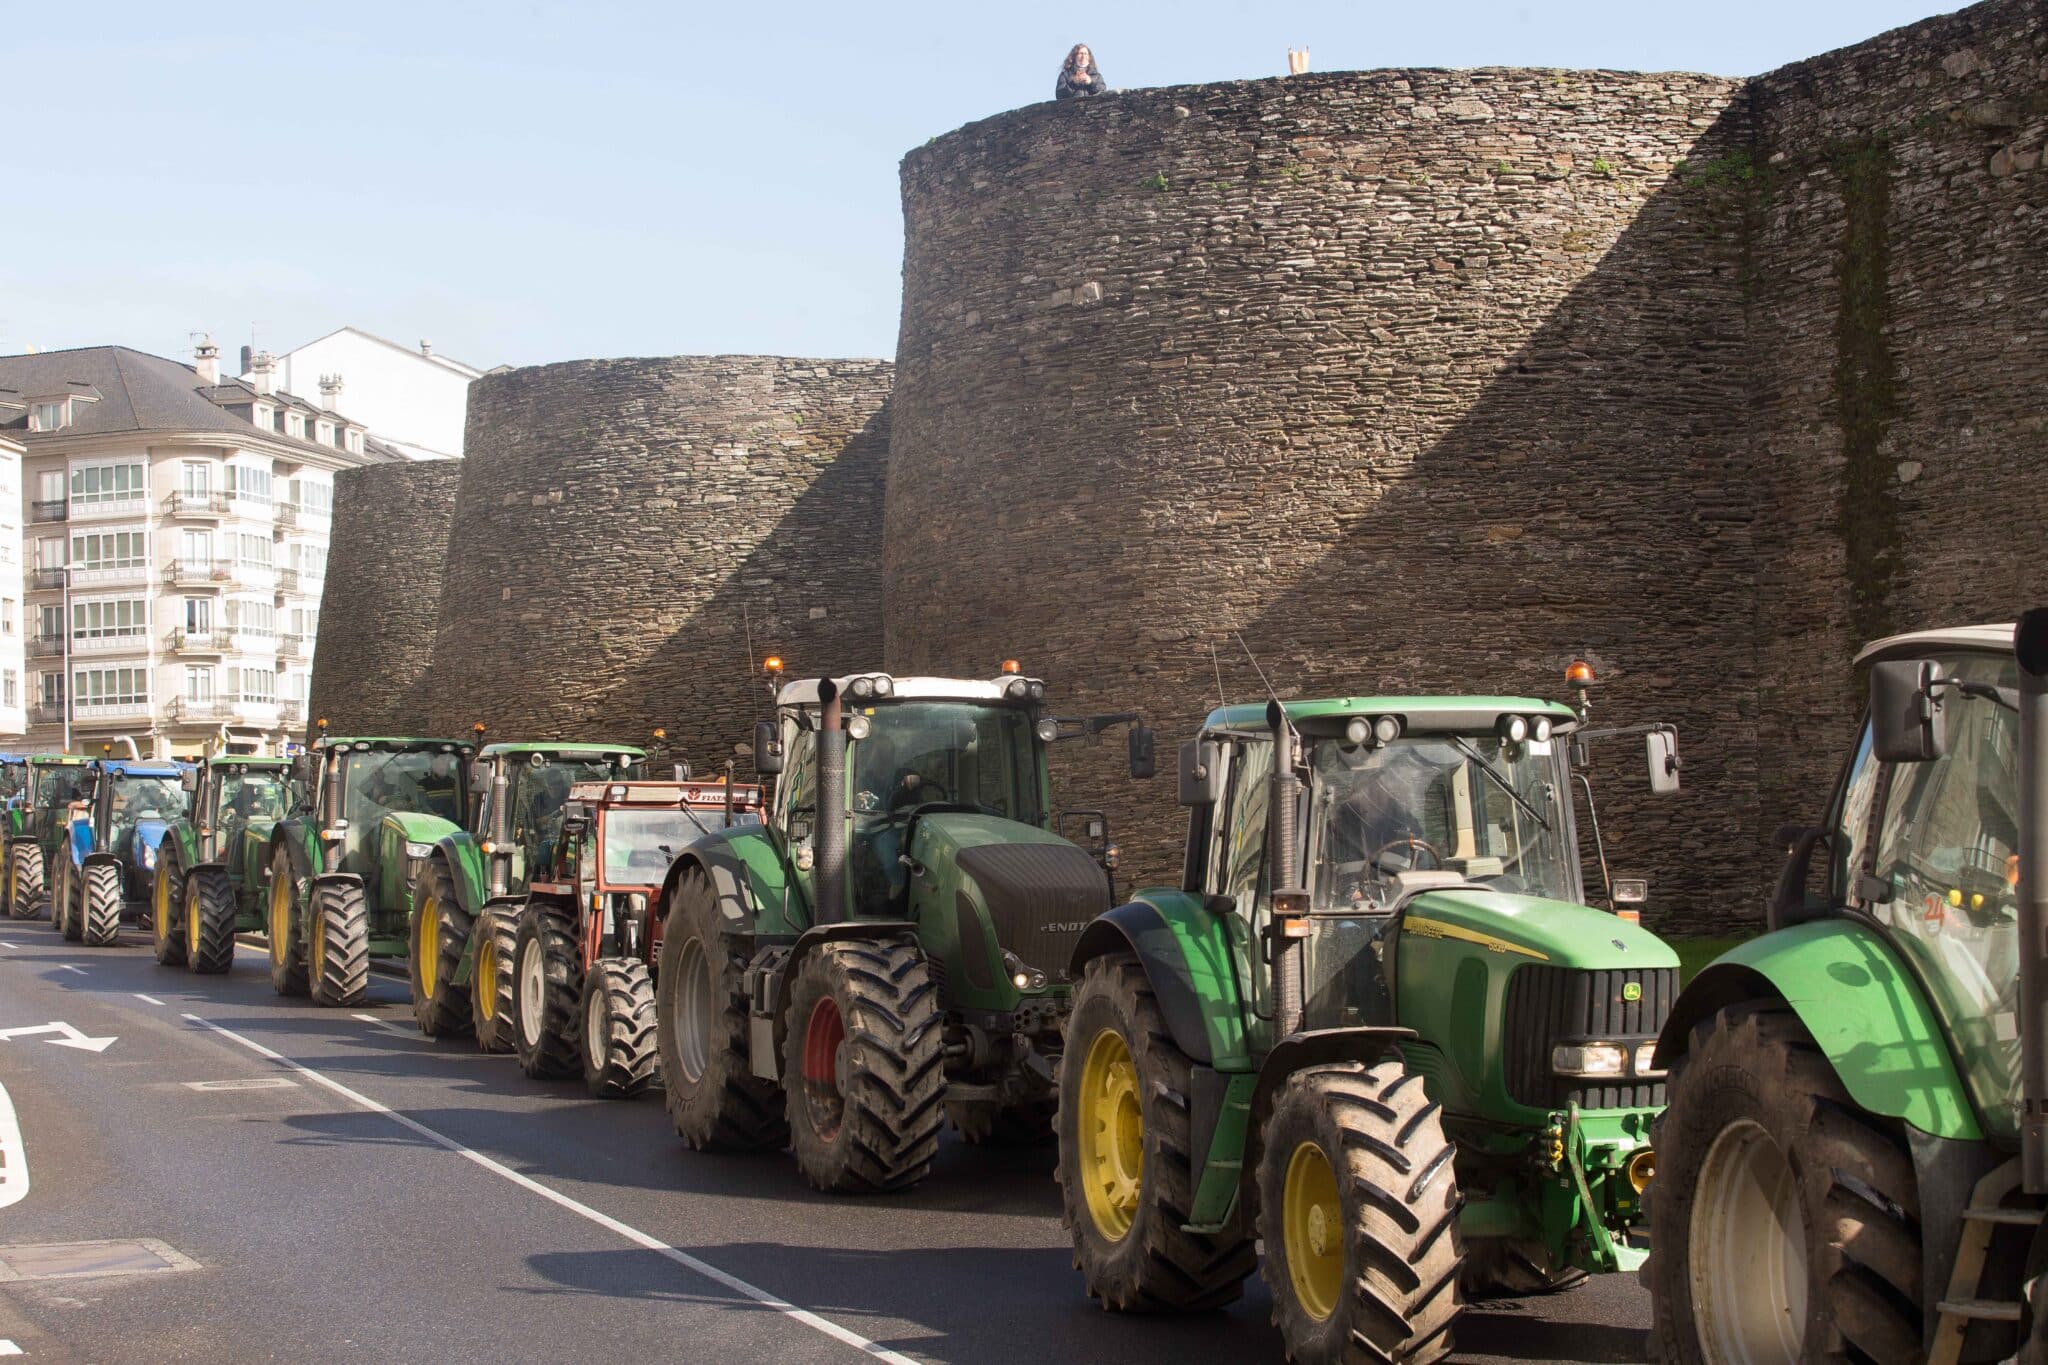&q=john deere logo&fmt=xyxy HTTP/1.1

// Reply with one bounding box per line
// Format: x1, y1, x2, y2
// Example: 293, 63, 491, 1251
1622, 982, 1643, 1002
